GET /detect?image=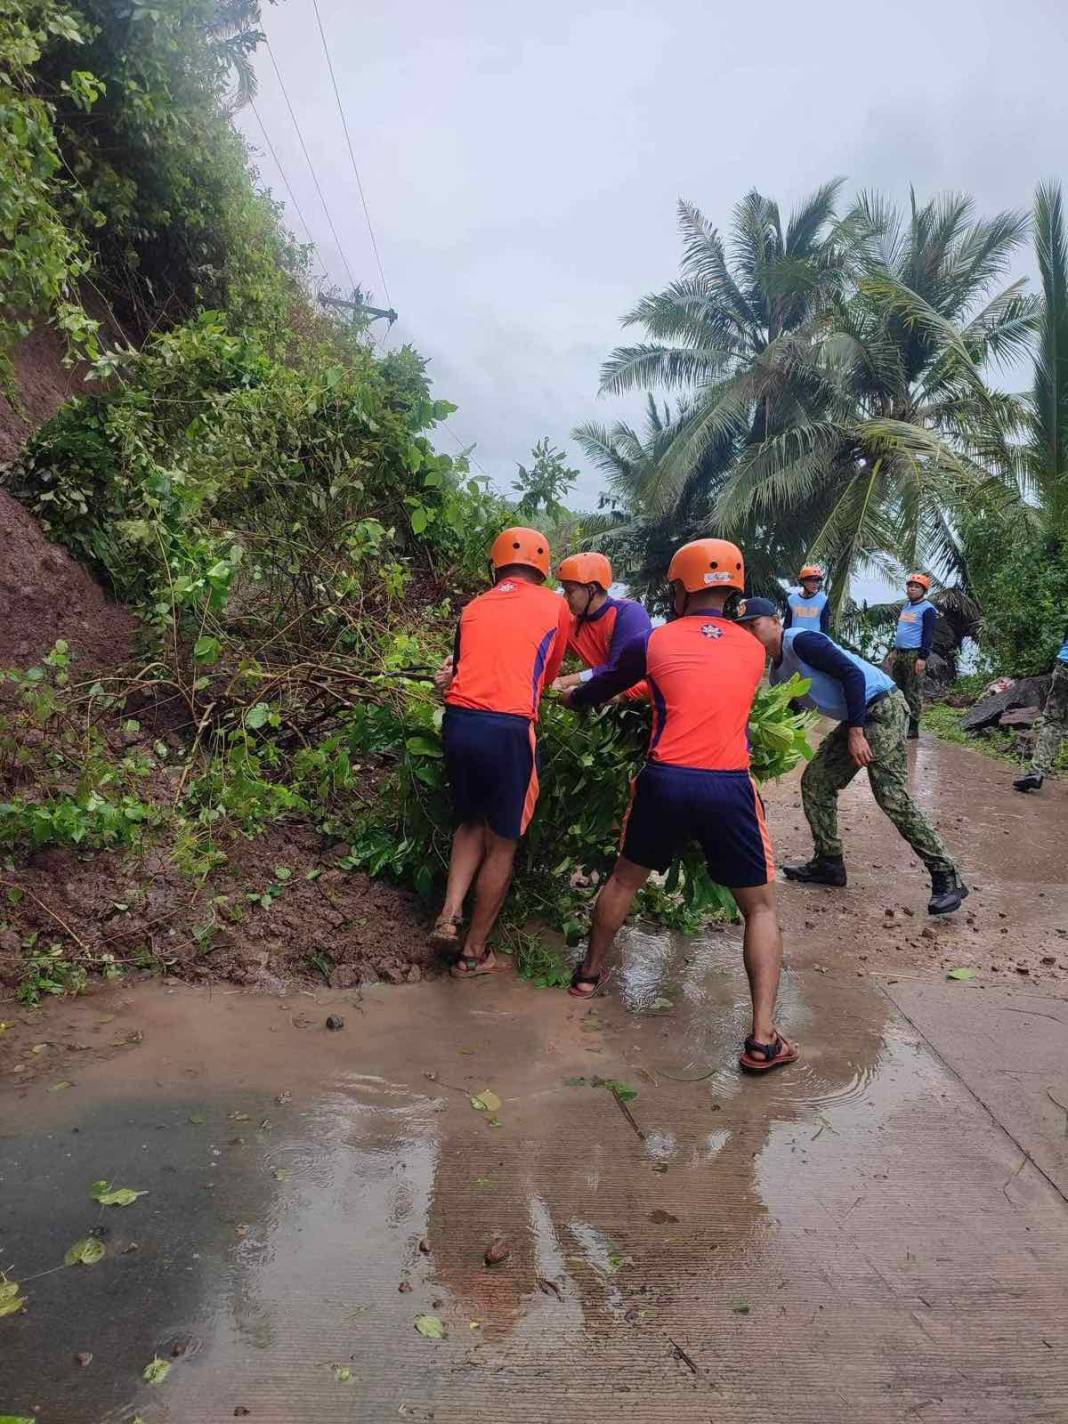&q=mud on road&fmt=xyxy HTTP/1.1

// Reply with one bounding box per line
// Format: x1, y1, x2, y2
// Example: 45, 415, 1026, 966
1, 734, 1066, 1422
